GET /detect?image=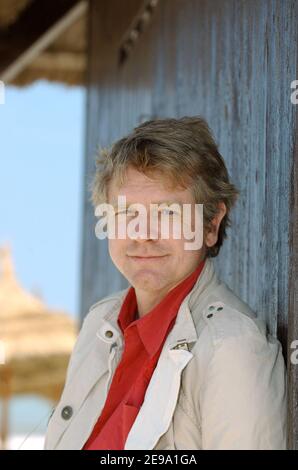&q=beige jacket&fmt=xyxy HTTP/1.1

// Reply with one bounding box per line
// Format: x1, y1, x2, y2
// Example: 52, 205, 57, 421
44, 257, 287, 450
